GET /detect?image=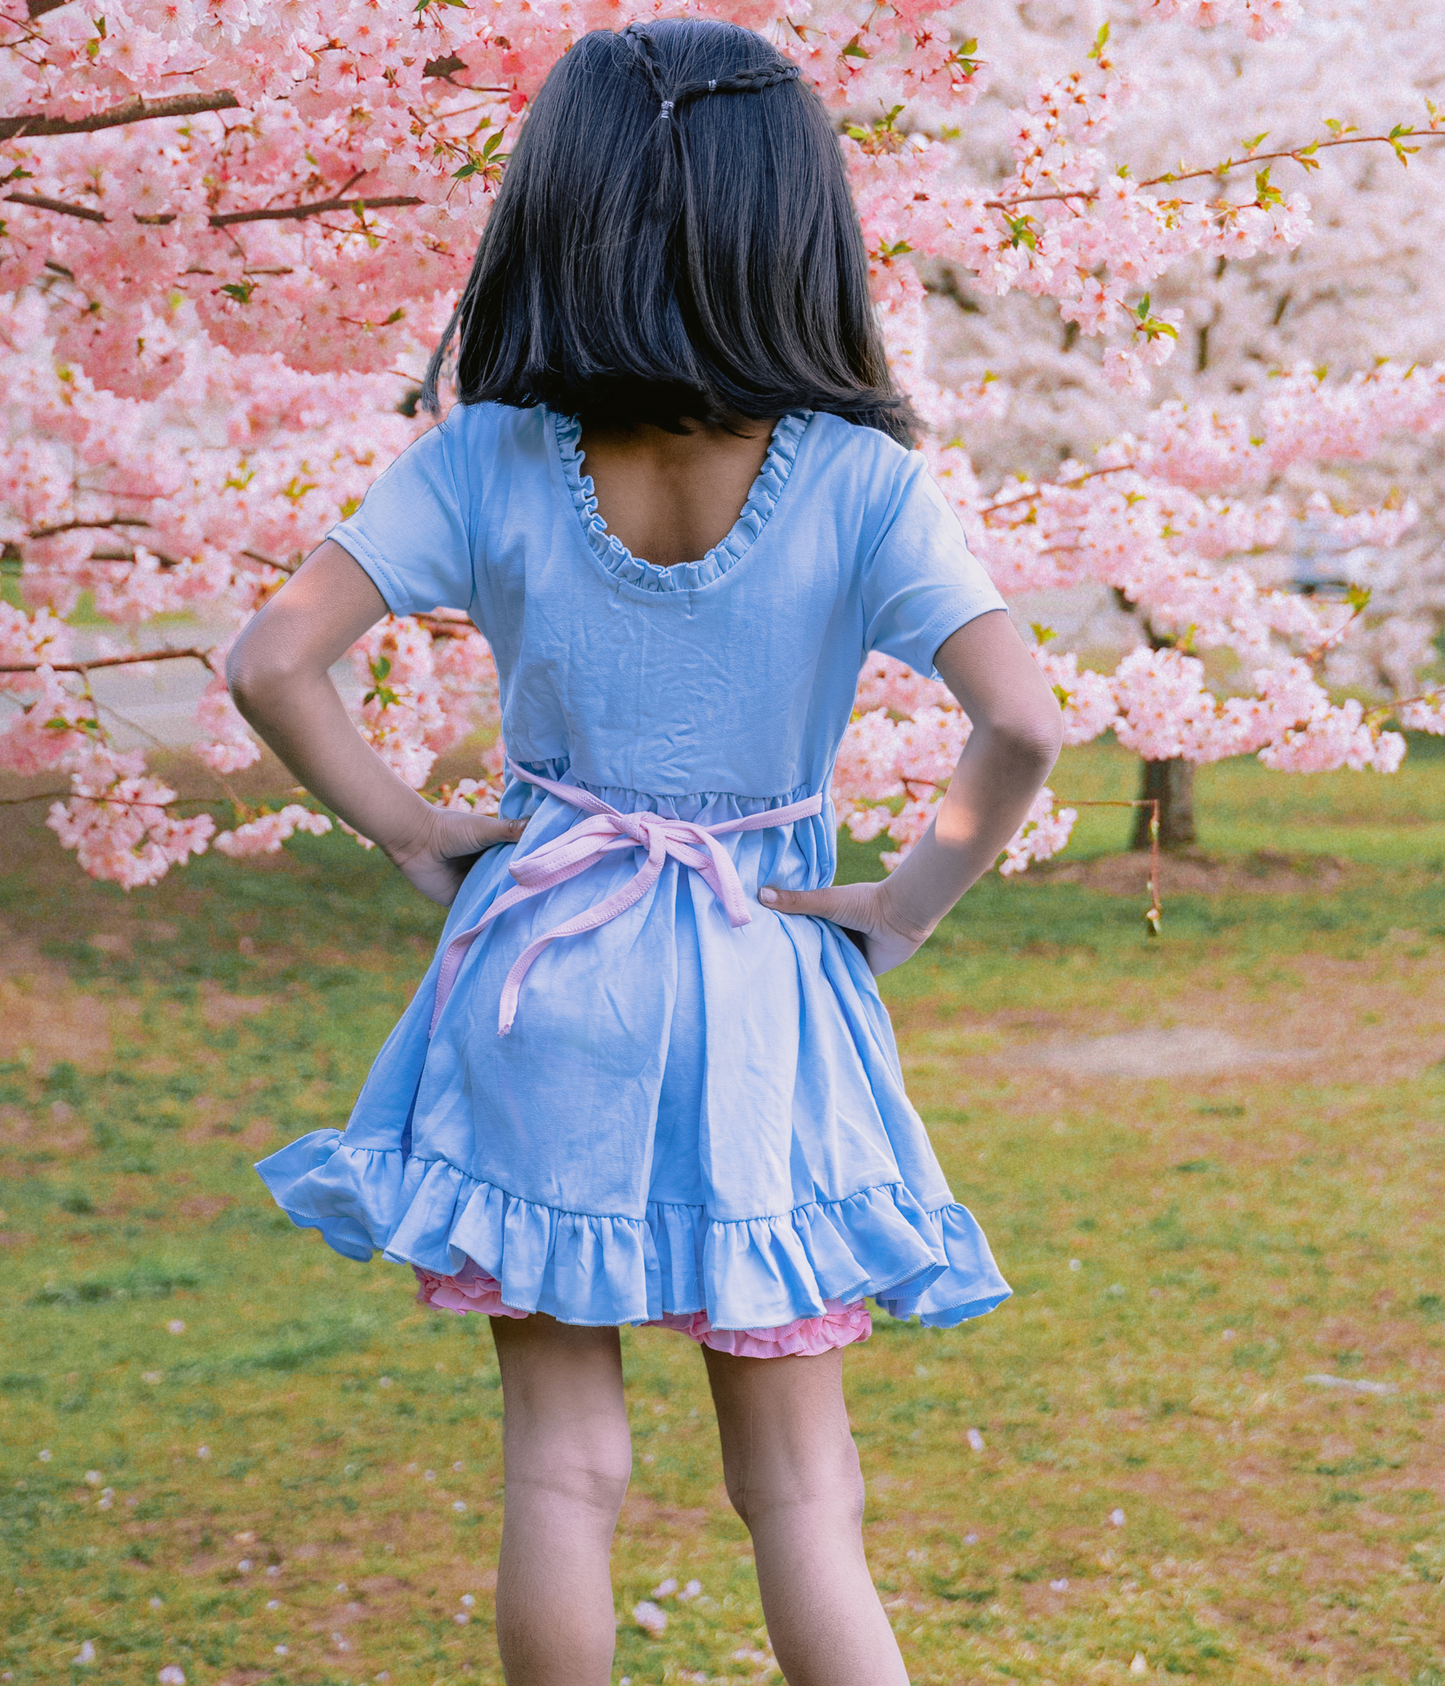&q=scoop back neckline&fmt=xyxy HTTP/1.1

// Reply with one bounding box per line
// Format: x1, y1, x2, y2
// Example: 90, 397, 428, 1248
551, 409, 812, 594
